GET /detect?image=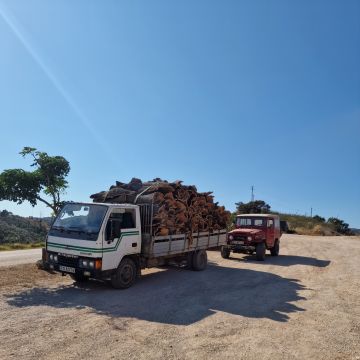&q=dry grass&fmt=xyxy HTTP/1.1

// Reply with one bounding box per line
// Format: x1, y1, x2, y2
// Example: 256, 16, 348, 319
0, 242, 44, 252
